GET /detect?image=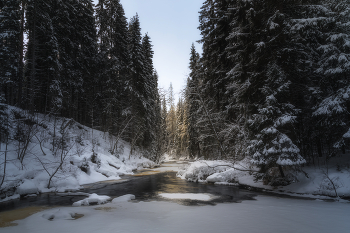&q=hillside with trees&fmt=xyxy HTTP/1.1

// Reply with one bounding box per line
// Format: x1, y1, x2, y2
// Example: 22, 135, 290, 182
0, 0, 162, 194
0, 0, 161, 159
163, 0, 350, 186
